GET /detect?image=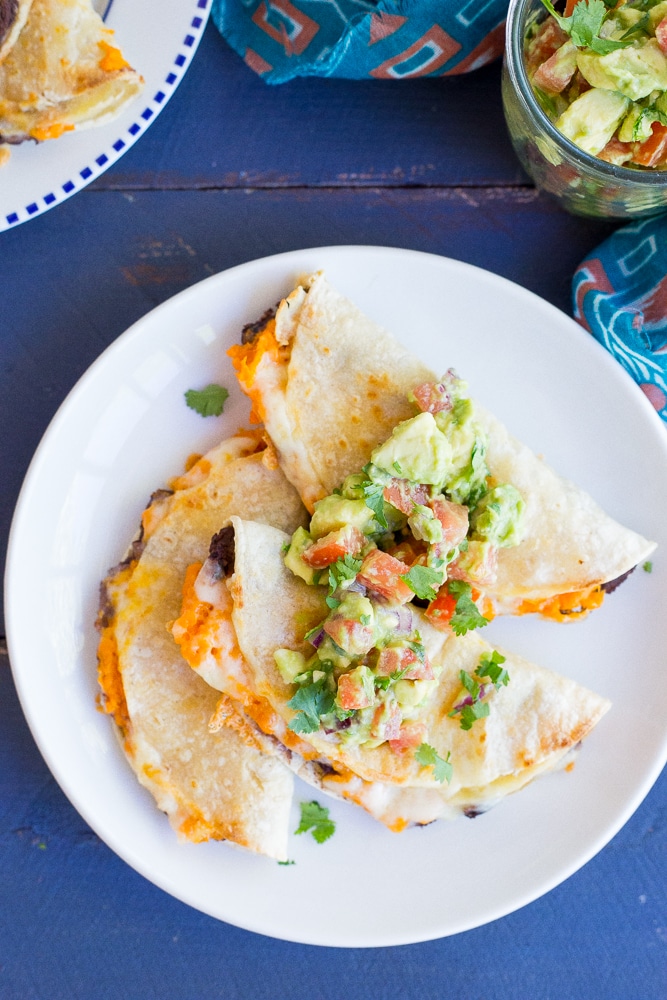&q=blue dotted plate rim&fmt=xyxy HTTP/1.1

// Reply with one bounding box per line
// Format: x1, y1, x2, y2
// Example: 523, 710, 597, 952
2, 0, 211, 232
